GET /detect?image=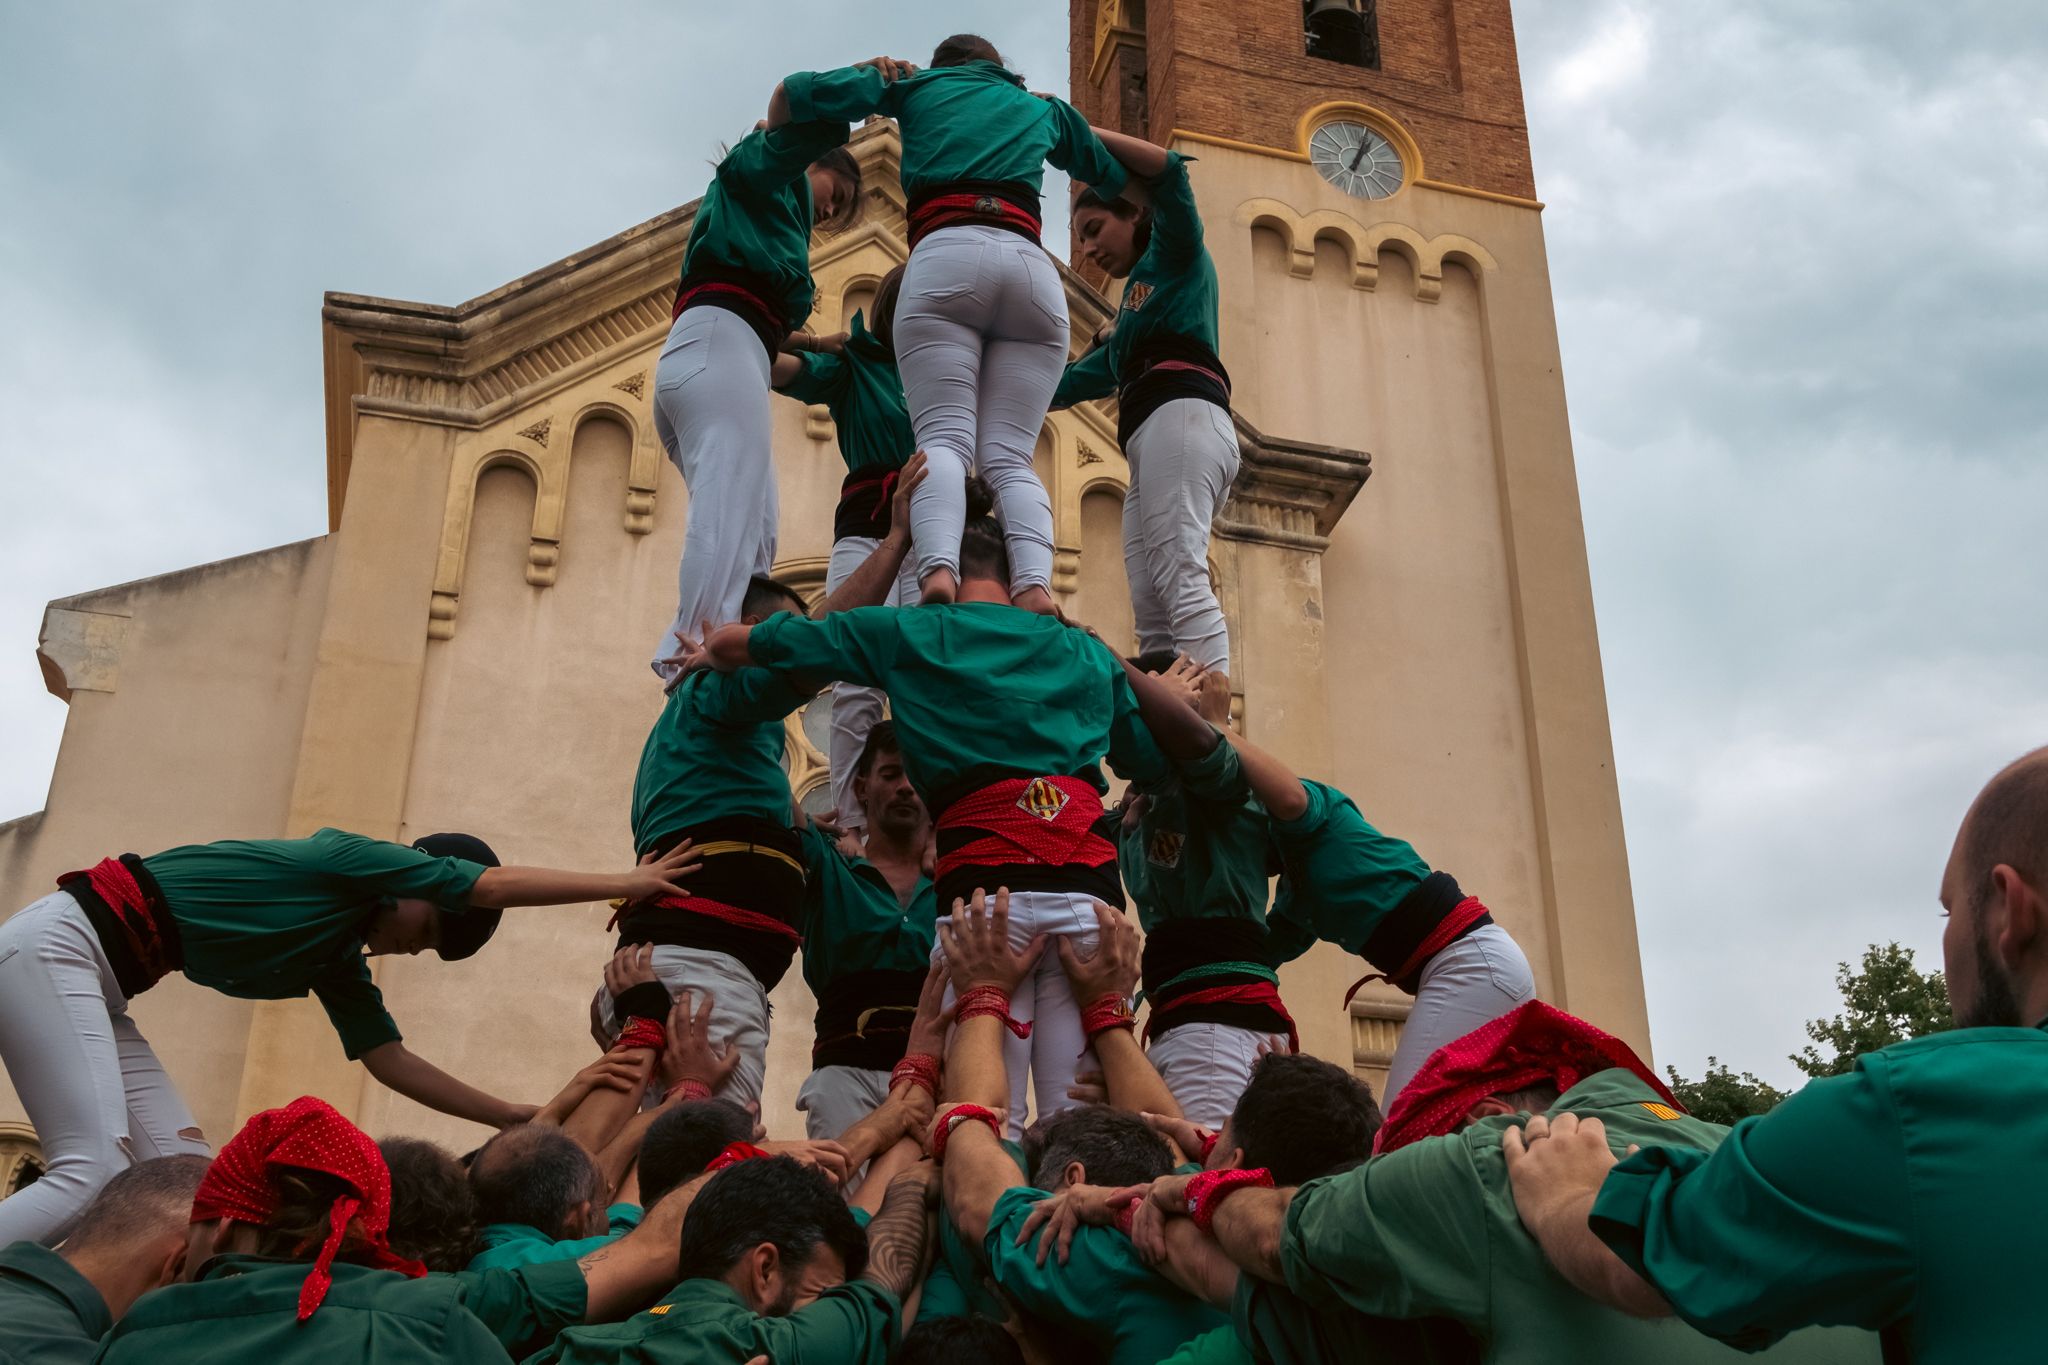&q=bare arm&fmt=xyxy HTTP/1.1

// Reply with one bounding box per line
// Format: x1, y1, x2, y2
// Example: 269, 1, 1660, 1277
852, 1137, 929, 1217
818, 452, 927, 615
561, 1050, 654, 1157
1150, 1214, 1243, 1309
861, 1166, 936, 1299
1222, 734, 1310, 822
1088, 125, 1170, 184
1057, 902, 1181, 1120
360, 1041, 526, 1129
769, 352, 805, 387
1503, 1115, 1672, 1318
578, 1172, 707, 1320
1115, 655, 1218, 764
469, 842, 700, 908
